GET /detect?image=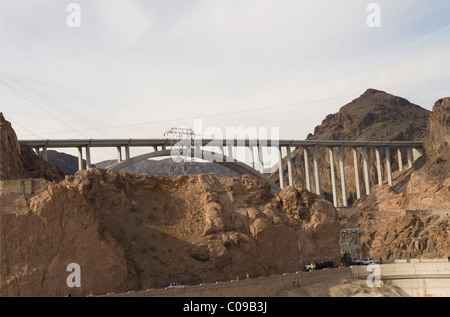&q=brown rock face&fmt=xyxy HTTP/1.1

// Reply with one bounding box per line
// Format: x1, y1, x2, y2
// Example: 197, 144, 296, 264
0, 112, 66, 182
0, 186, 135, 296
1, 168, 341, 296
20, 144, 67, 182
270, 89, 431, 204
422, 97, 450, 183
308, 89, 430, 141
355, 97, 450, 210
1, 112, 341, 296
348, 211, 450, 260
0, 113, 27, 180
424, 98, 450, 159
65, 169, 341, 289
